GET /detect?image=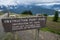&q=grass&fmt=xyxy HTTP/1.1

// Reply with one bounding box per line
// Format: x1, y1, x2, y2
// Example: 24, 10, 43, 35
40, 17, 60, 35
0, 13, 4, 15
3, 32, 21, 40
19, 14, 33, 17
